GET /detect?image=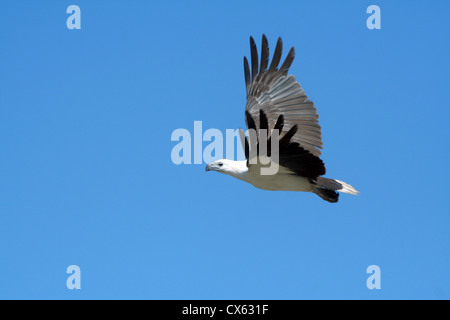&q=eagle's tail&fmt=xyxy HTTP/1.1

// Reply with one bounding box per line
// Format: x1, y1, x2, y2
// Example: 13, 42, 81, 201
312, 177, 359, 203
